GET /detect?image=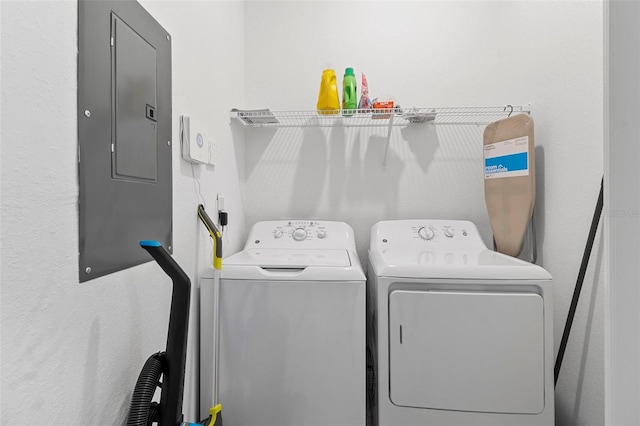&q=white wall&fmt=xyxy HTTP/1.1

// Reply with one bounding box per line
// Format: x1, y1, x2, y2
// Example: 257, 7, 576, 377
0, 0, 245, 423
241, 1, 604, 425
